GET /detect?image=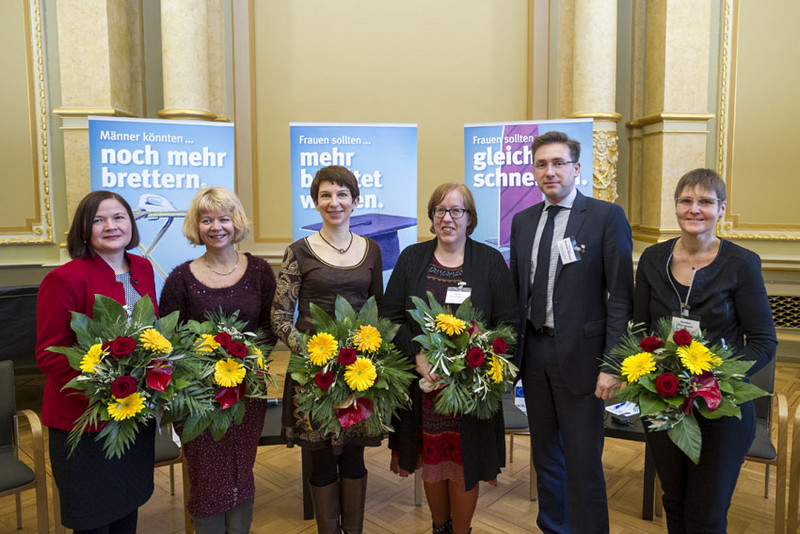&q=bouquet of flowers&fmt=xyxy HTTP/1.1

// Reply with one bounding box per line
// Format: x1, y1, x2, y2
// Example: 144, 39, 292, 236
171, 309, 276, 443
408, 292, 518, 420
51, 295, 190, 459
287, 296, 414, 440
604, 317, 768, 463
